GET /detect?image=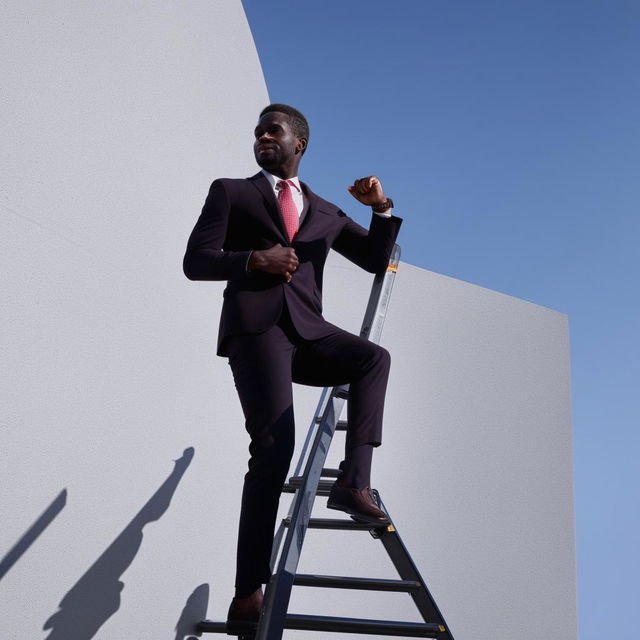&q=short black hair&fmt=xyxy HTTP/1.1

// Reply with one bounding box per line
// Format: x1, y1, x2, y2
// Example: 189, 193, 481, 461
259, 103, 309, 142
